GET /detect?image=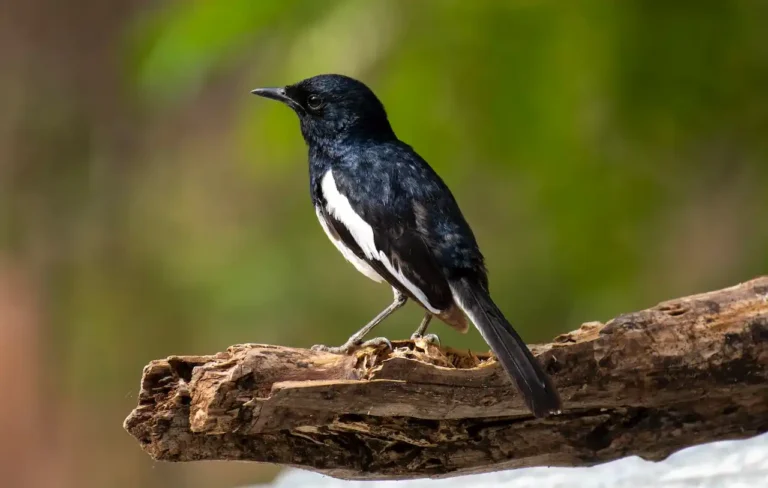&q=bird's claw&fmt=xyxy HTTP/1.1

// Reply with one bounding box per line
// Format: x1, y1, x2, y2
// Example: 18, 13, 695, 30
310, 343, 339, 353
311, 337, 392, 354
410, 332, 440, 346
359, 336, 392, 351
310, 342, 357, 354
